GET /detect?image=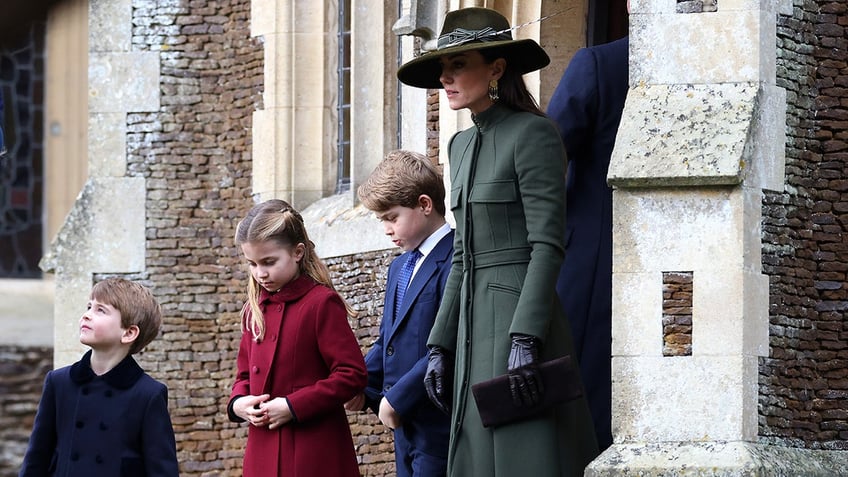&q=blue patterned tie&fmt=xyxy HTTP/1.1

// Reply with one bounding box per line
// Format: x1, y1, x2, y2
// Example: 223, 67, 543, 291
394, 249, 422, 319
